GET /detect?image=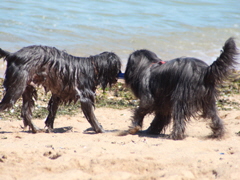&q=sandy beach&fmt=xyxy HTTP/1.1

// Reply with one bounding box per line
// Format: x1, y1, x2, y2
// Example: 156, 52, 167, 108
0, 95, 240, 180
